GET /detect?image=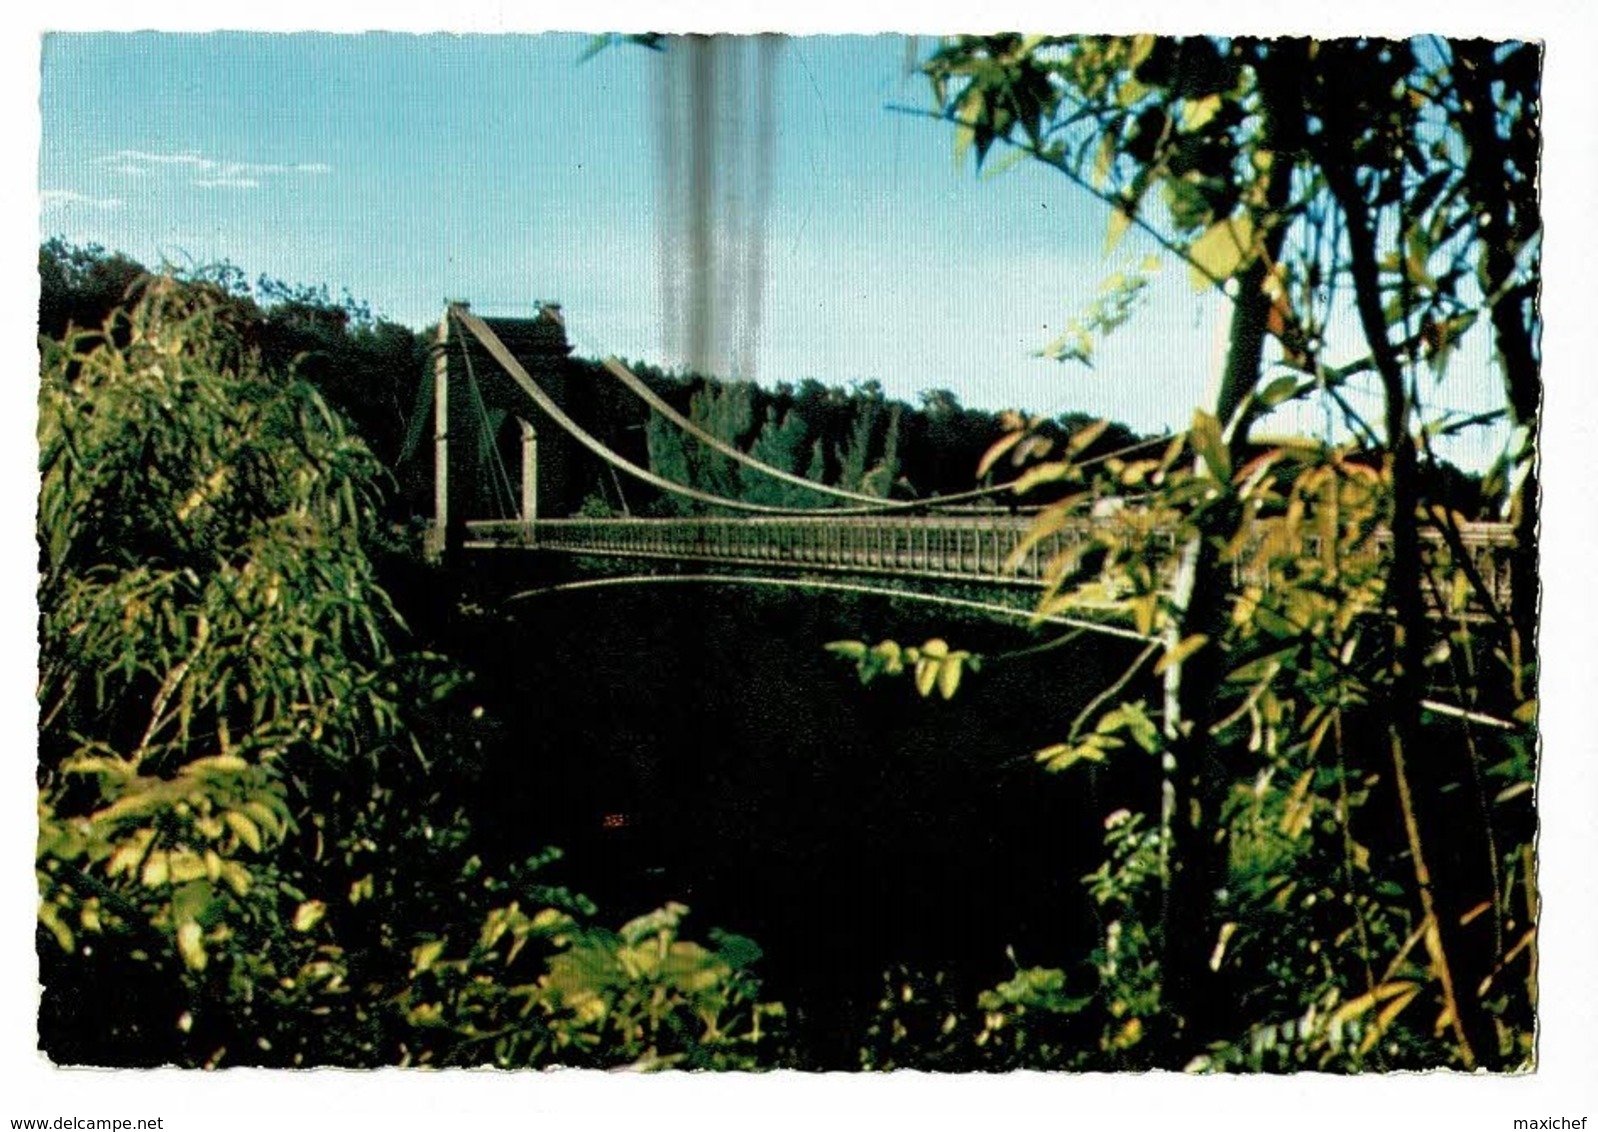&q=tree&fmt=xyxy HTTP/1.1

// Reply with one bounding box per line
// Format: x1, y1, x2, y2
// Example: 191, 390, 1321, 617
36, 275, 784, 1068
37, 274, 425, 1062
38, 238, 146, 342
912, 34, 1538, 1069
